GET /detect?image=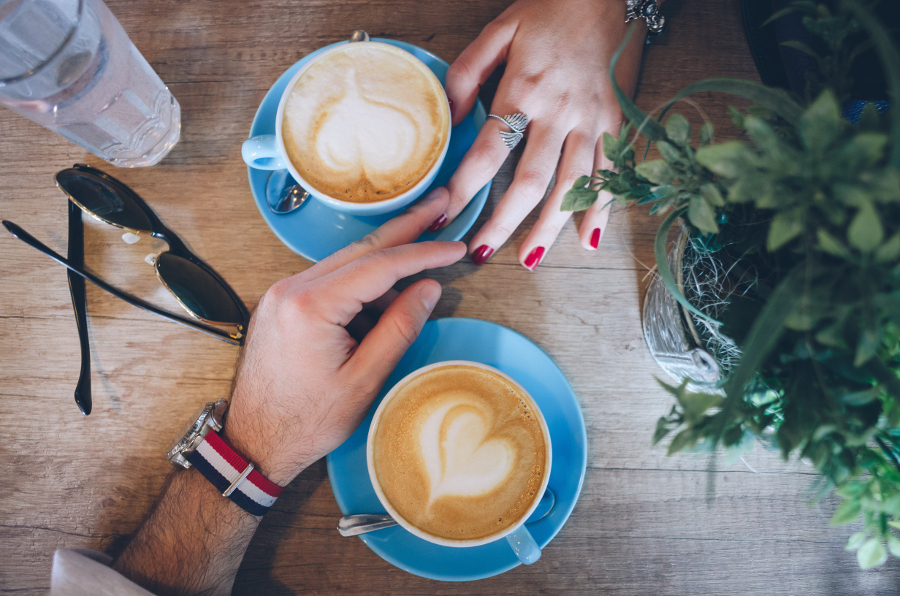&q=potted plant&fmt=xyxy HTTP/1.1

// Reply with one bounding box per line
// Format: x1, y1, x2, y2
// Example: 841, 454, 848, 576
564, 0, 900, 568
